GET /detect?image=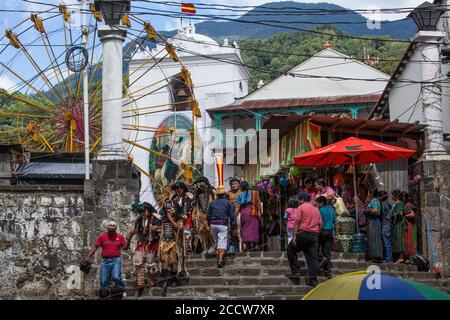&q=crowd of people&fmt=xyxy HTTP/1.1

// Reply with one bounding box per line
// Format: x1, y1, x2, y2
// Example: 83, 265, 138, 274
82, 175, 418, 296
